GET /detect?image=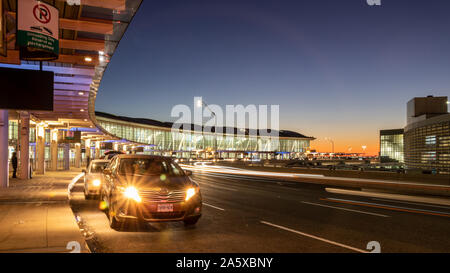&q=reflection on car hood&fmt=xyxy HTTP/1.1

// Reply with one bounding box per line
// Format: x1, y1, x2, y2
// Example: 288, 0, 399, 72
117, 175, 191, 191
86, 173, 102, 180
